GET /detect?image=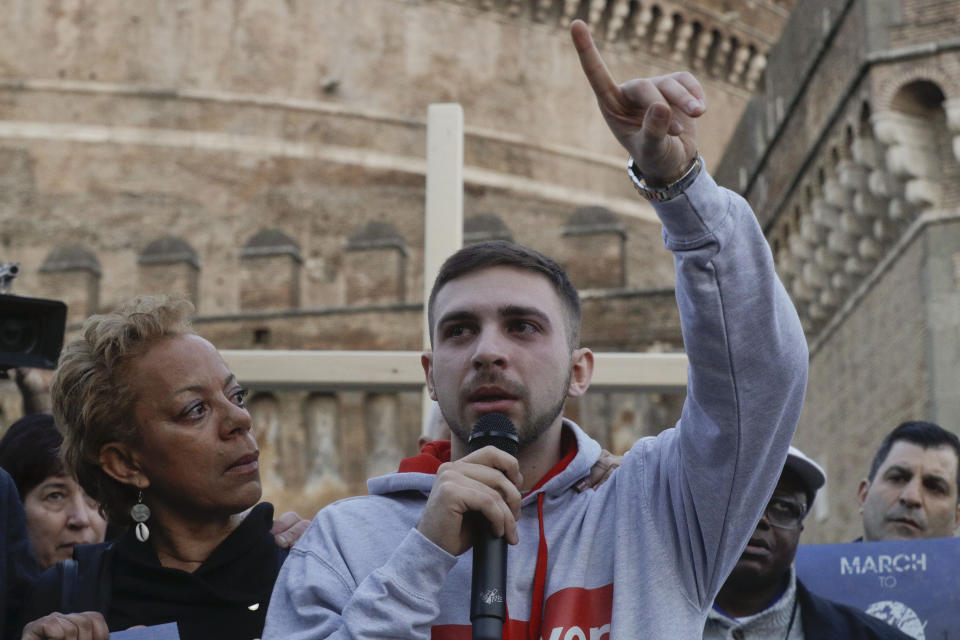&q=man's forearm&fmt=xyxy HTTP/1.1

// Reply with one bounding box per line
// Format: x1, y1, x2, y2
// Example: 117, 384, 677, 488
654, 167, 808, 602
263, 528, 455, 640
